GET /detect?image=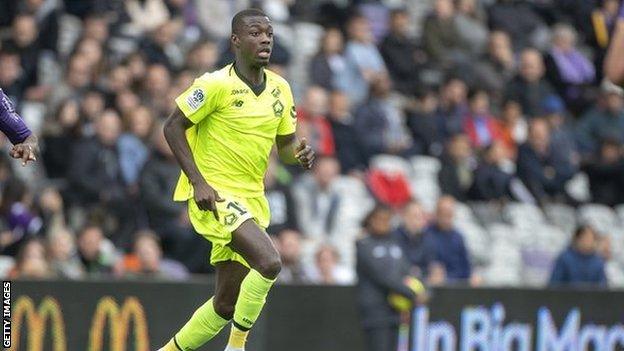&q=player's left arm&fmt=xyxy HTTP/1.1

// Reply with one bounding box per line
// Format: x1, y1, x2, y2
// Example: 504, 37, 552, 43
604, 4, 624, 86
275, 134, 314, 169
